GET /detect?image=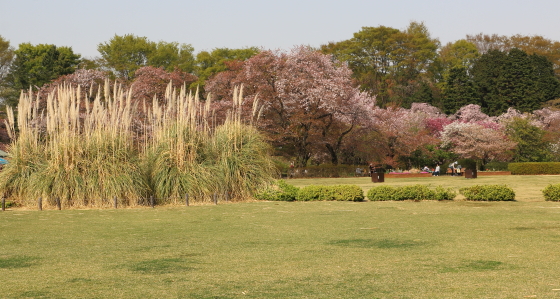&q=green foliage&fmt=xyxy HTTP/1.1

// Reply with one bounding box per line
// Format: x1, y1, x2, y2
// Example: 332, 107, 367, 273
542, 184, 560, 201
471, 49, 560, 115
443, 67, 479, 114
321, 21, 440, 107
459, 185, 515, 201
367, 185, 397, 201
255, 180, 299, 201
394, 185, 436, 201
367, 184, 456, 201
434, 186, 457, 201
508, 162, 560, 174
439, 39, 479, 76
296, 185, 364, 201
3, 43, 80, 106
97, 34, 195, 80
193, 47, 259, 90
505, 117, 550, 162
